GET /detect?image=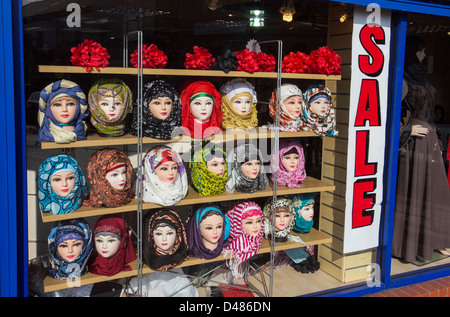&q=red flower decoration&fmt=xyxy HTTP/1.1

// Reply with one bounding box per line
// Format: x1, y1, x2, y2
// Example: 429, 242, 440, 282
184, 46, 215, 70
257, 52, 276, 72
130, 44, 168, 69
70, 39, 110, 71
282, 51, 311, 73
307, 46, 342, 75
235, 49, 258, 73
